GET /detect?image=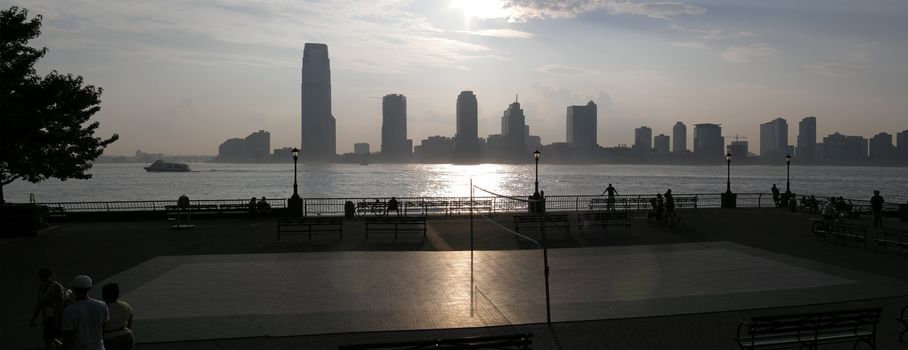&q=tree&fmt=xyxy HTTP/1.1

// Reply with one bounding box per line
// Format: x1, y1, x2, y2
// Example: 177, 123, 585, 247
0, 7, 118, 203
